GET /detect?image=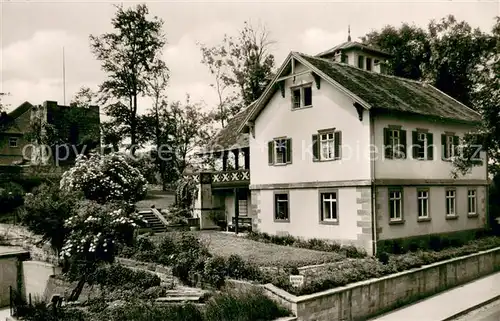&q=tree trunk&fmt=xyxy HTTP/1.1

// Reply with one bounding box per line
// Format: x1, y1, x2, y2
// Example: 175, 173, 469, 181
68, 275, 86, 302
130, 94, 138, 156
